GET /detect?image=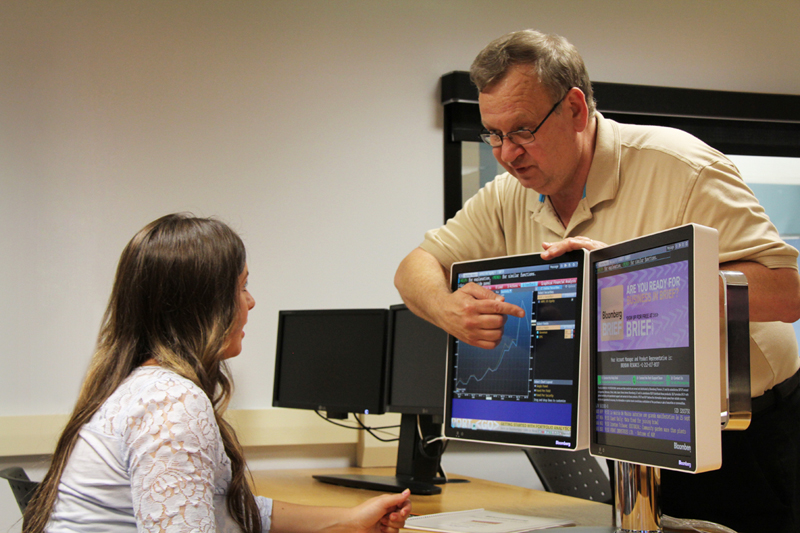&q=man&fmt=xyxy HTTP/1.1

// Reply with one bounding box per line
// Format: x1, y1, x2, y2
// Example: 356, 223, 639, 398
395, 30, 800, 532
